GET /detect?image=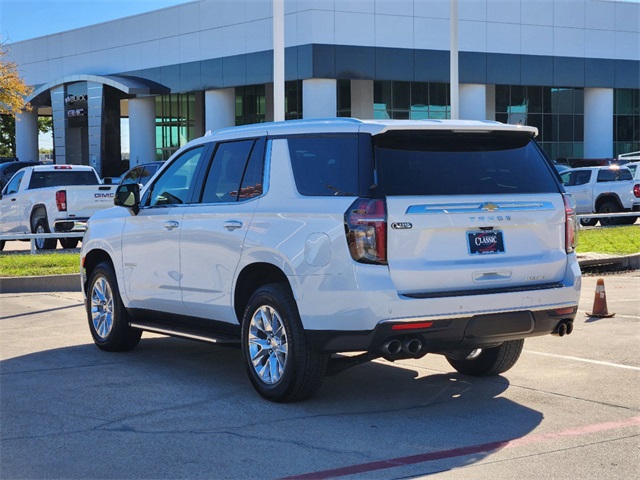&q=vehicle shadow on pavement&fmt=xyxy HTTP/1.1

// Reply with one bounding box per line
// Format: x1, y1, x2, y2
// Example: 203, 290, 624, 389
1, 336, 542, 479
